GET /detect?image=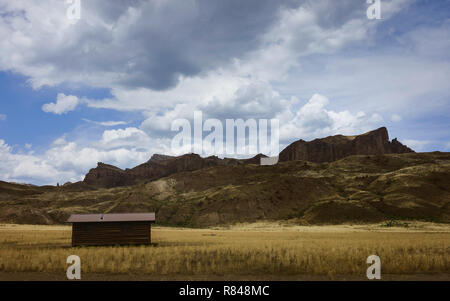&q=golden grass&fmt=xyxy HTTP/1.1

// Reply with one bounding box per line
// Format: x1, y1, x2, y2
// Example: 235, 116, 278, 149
0, 223, 449, 279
